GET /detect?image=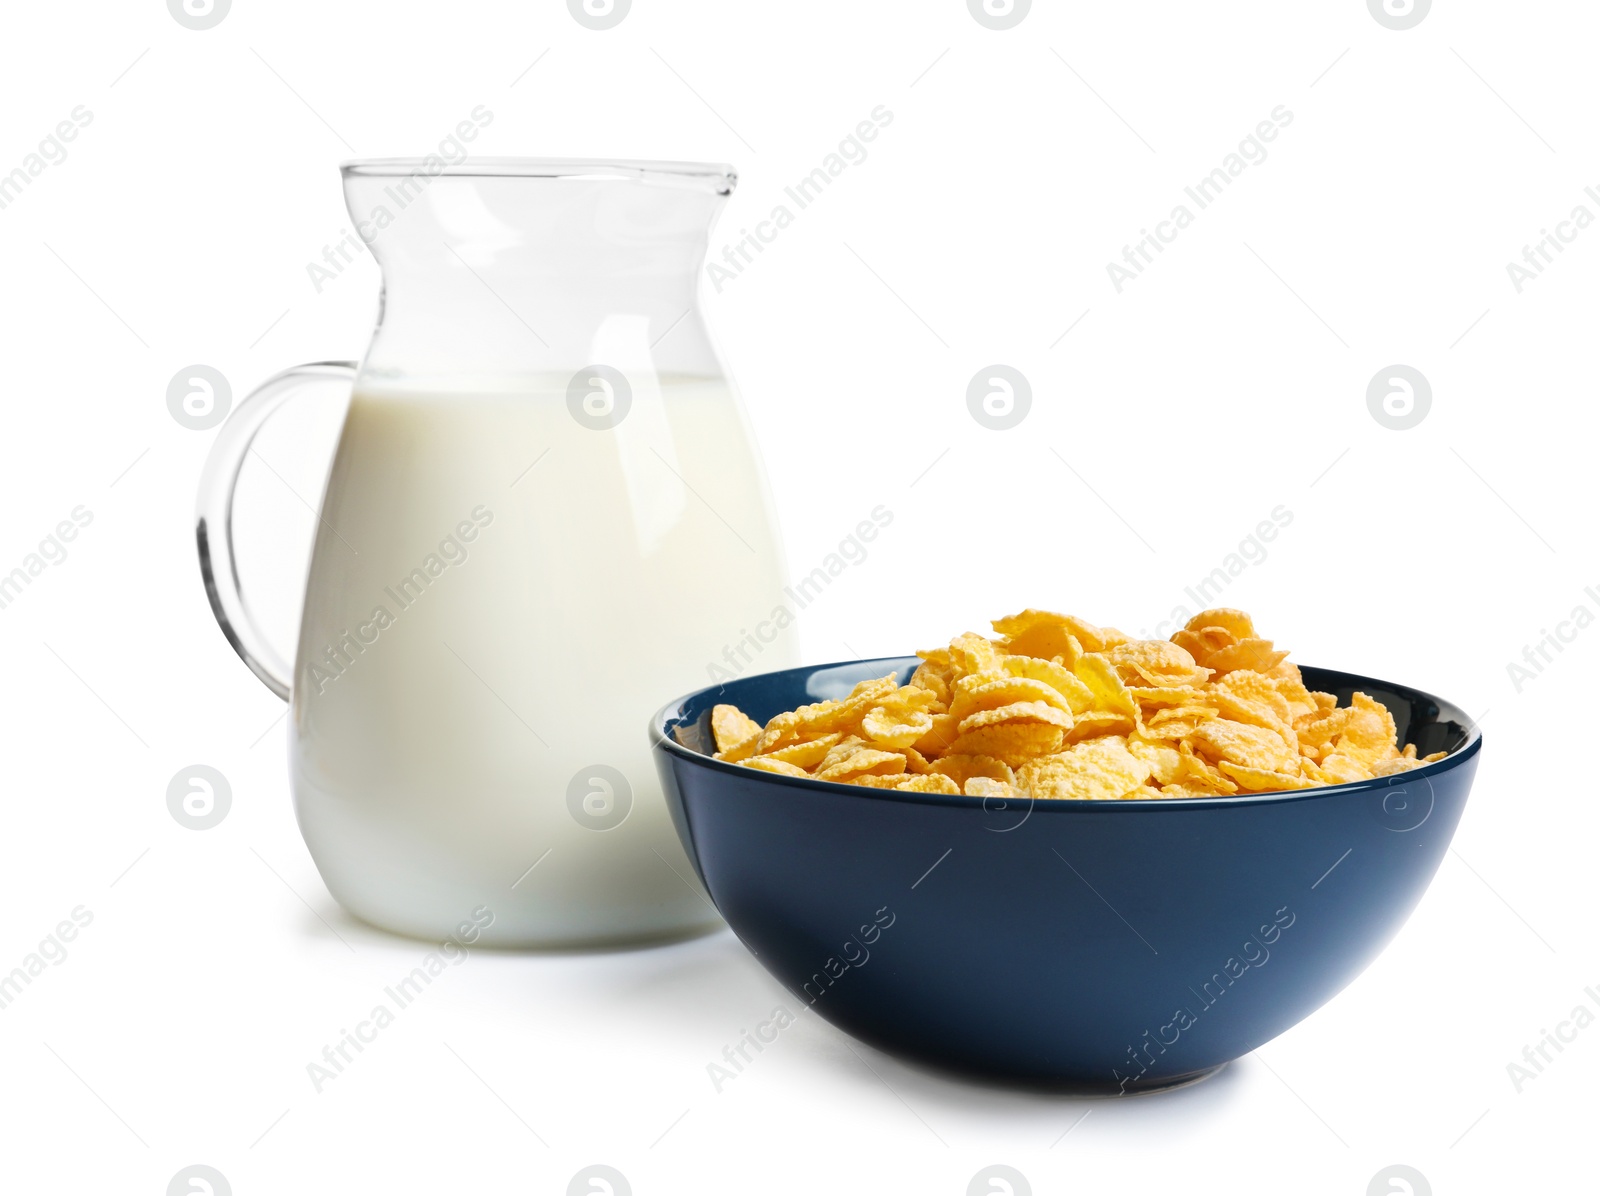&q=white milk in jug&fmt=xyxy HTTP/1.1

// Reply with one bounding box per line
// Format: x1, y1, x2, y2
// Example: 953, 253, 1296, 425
289, 373, 798, 945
